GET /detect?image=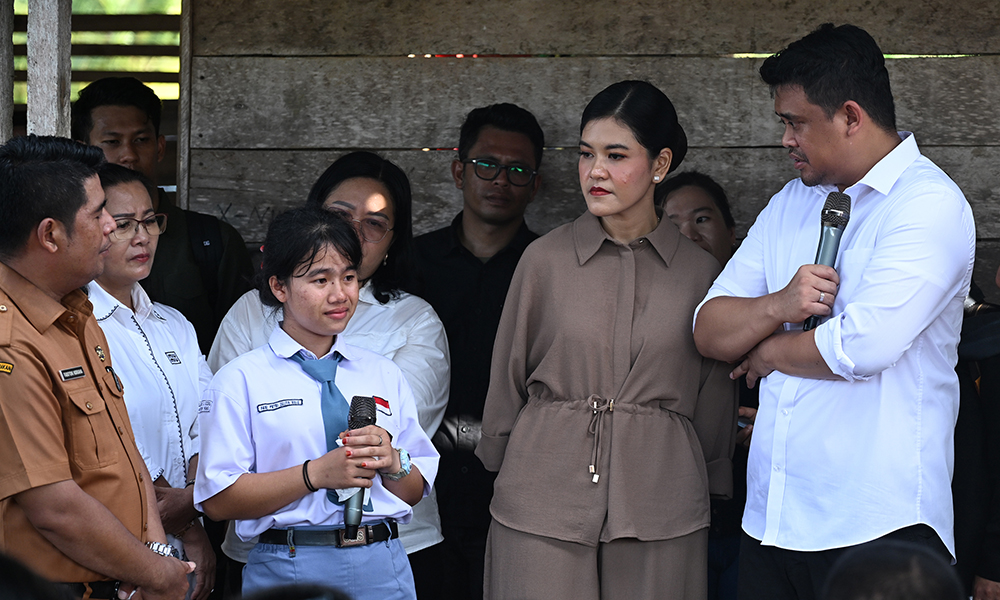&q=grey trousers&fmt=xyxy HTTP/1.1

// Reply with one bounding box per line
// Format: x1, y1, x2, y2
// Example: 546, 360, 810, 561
484, 519, 708, 600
